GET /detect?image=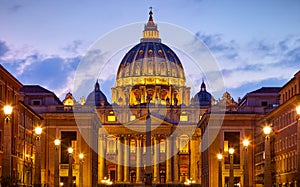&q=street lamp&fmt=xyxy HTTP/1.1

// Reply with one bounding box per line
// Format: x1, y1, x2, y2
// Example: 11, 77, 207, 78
217, 153, 223, 187
79, 153, 84, 187
243, 139, 249, 187
54, 139, 61, 187
296, 106, 300, 186
4, 105, 13, 121
228, 148, 235, 187
34, 126, 42, 187
145, 95, 152, 185
68, 147, 73, 187
3, 105, 13, 184
263, 126, 272, 187
296, 106, 300, 116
